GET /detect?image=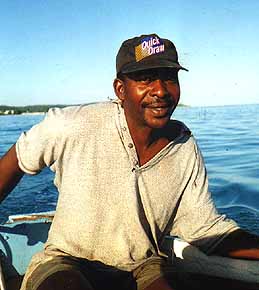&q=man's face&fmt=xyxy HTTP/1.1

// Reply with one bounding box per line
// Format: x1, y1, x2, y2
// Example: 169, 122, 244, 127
116, 68, 180, 129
